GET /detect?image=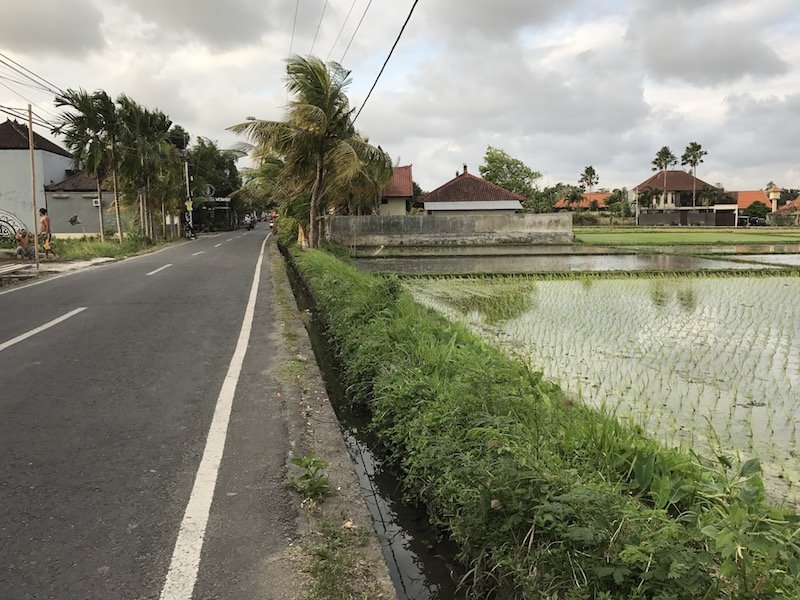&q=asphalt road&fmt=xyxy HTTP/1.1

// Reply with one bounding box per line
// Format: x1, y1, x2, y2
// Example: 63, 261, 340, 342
0, 228, 298, 599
